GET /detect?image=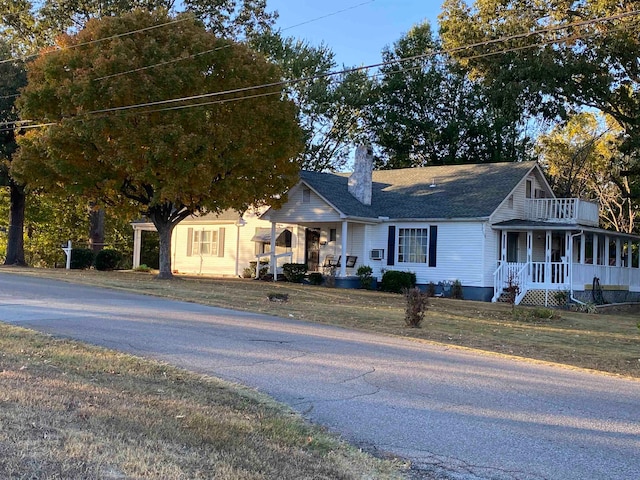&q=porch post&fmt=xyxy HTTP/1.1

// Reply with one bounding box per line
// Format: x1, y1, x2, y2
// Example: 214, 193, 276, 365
501, 230, 507, 262
270, 221, 277, 281
340, 220, 348, 278
545, 230, 552, 285
580, 233, 586, 264
615, 238, 621, 267
526, 231, 533, 263
593, 234, 599, 265
565, 232, 571, 282
627, 240, 633, 268
132, 227, 142, 269
604, 235, 610, 267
